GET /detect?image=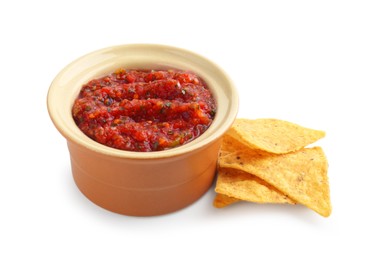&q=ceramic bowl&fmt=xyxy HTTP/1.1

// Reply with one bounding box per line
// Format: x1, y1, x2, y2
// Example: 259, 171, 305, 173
47, 44, 238, 216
